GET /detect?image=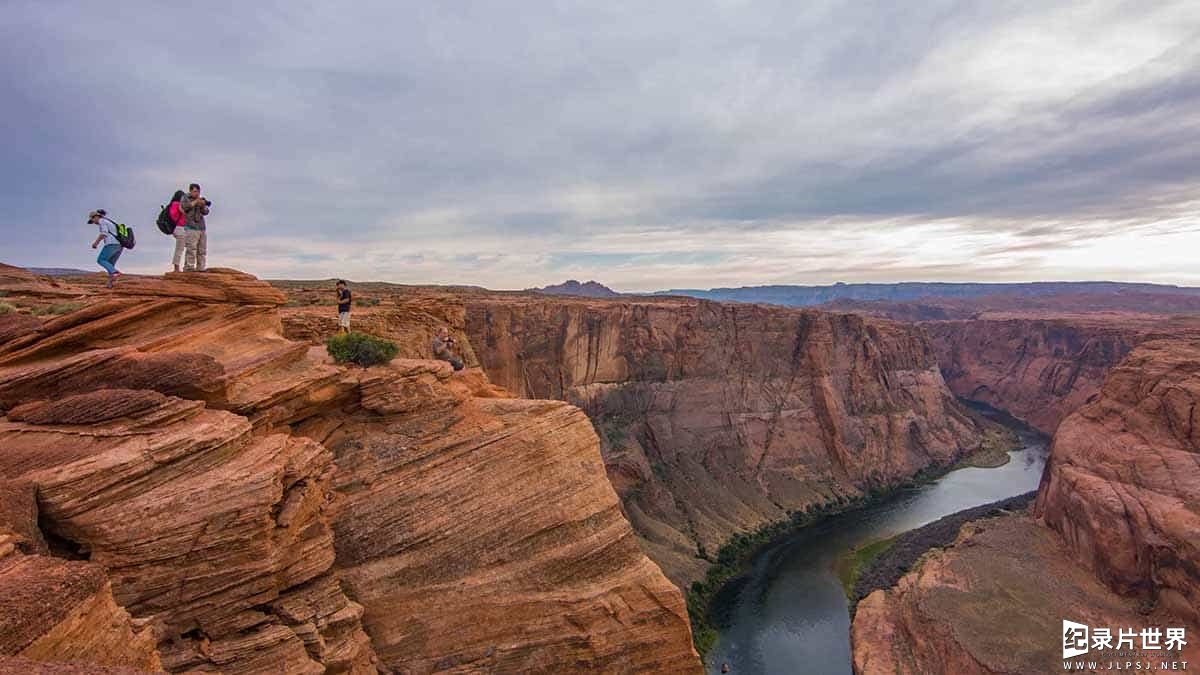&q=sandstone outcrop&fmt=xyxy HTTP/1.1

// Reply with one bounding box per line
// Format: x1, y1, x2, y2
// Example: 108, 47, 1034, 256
0, 479, 160, 672
0, 272, 372, 673
0, 263, 83, 300
1036, 339, 1200, 623
465, 295, 984, 584
299, 362, 699, 673
0, 555, 161, 671
0, 268, 700, 673
279, 294, 478, 366
851, 513, 1198, 674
